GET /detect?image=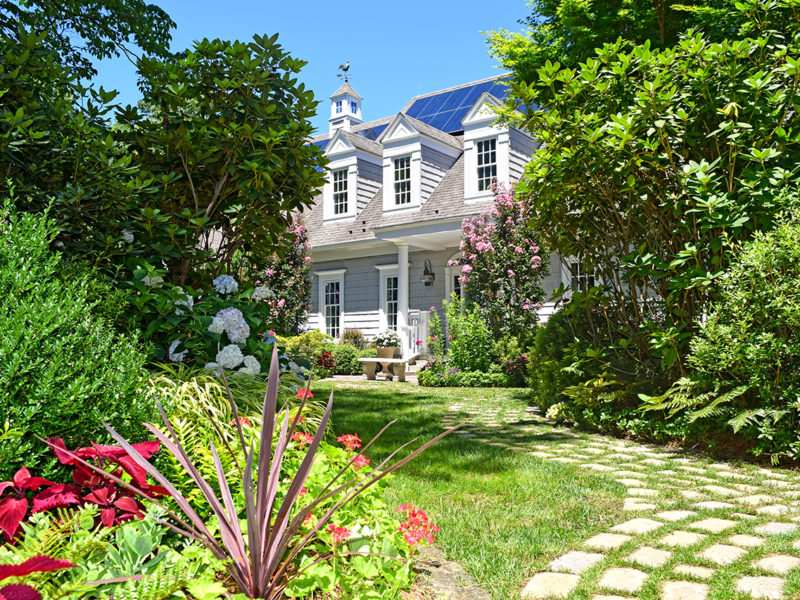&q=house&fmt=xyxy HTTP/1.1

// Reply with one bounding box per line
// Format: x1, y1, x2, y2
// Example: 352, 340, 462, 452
302, 75, 566, 356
